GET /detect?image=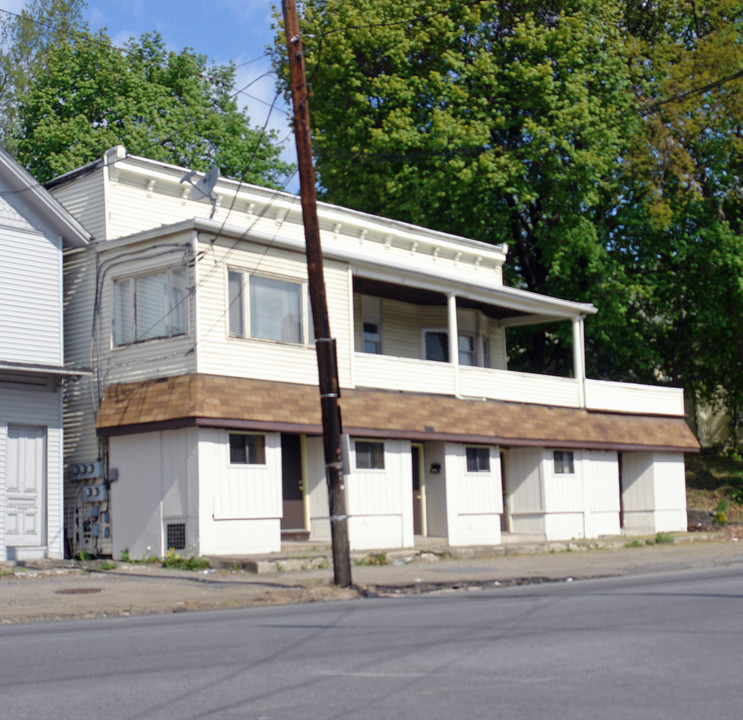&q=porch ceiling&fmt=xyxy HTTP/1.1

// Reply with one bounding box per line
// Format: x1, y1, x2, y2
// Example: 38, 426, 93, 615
96, 374, 699, 453
353, 277, 525, 320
